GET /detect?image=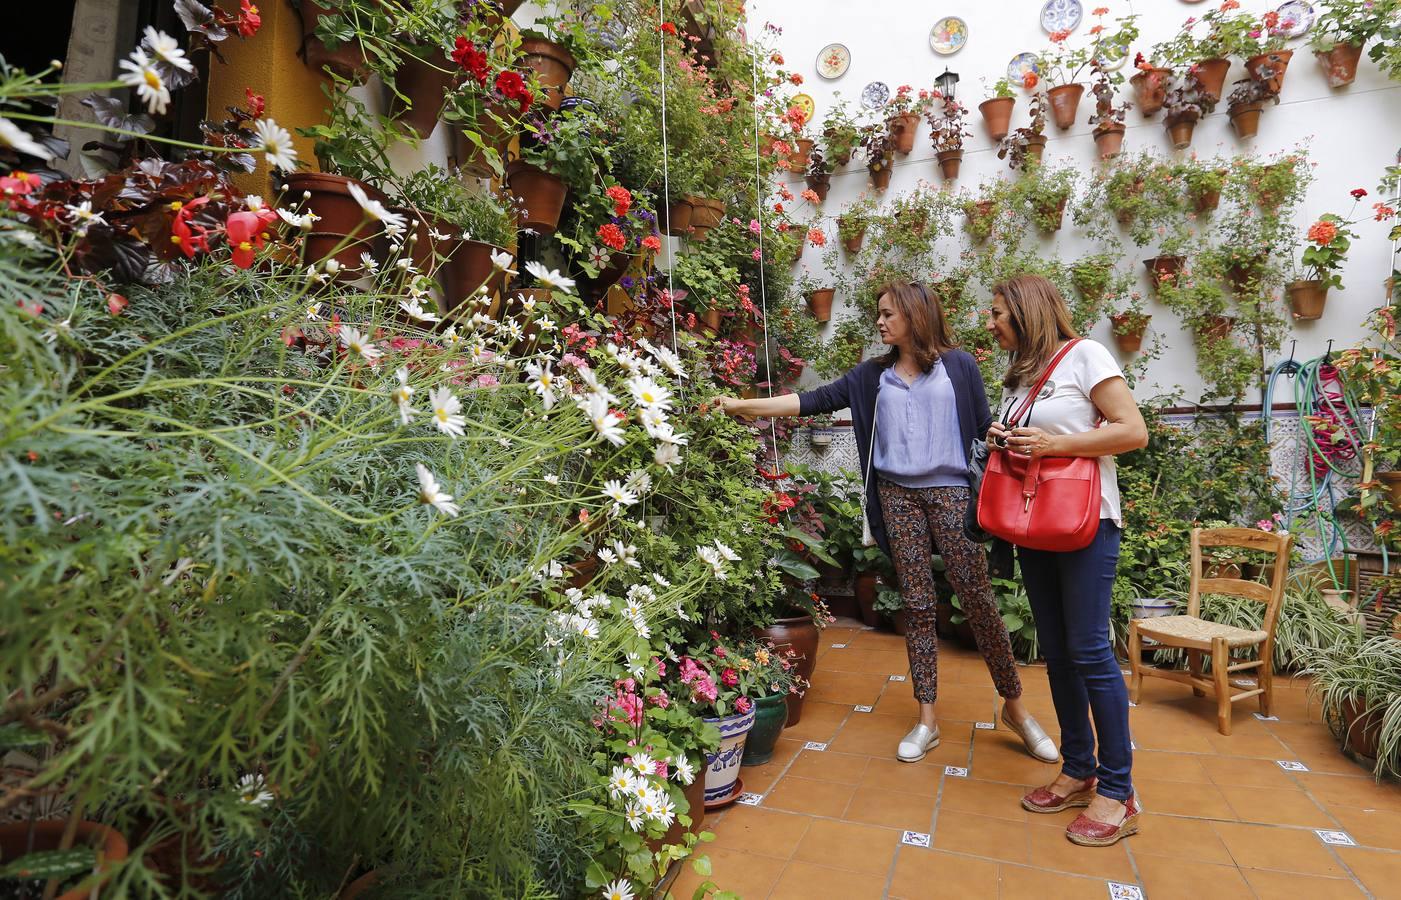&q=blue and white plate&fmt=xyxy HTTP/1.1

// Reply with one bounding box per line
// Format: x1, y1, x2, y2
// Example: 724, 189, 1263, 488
1007, 52, 1041, 85
1041, 0, 1083, 33
861, 80, 890, 109
1272, 1, 1315, 38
